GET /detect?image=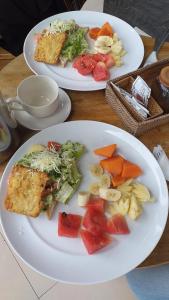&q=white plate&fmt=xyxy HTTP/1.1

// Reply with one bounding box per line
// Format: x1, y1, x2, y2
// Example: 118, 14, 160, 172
23, 11, 144, 91
0, 121, 168, 284
12, 88, 71, 130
